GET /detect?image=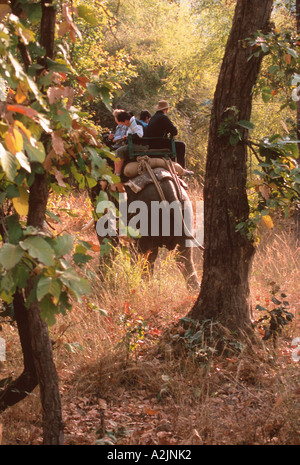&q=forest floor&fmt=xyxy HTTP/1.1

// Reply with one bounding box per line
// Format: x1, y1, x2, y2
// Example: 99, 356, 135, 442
0, 188, 299, 446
